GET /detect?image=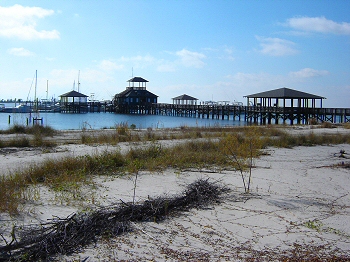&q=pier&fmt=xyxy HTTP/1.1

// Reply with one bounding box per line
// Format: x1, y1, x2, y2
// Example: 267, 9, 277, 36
2, 101, 349, 125
2, 85, 349, 125
114, 103, 350, 125
112, 84, 350, 125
